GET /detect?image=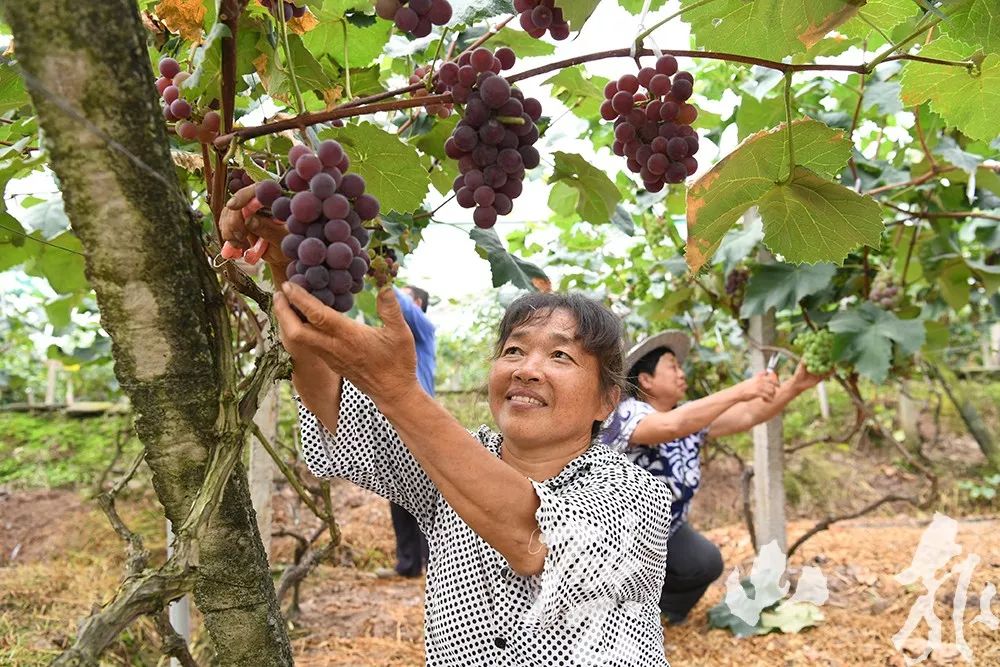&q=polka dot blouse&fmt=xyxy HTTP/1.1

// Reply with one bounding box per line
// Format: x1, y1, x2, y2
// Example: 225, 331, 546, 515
299, 380, 673, 666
